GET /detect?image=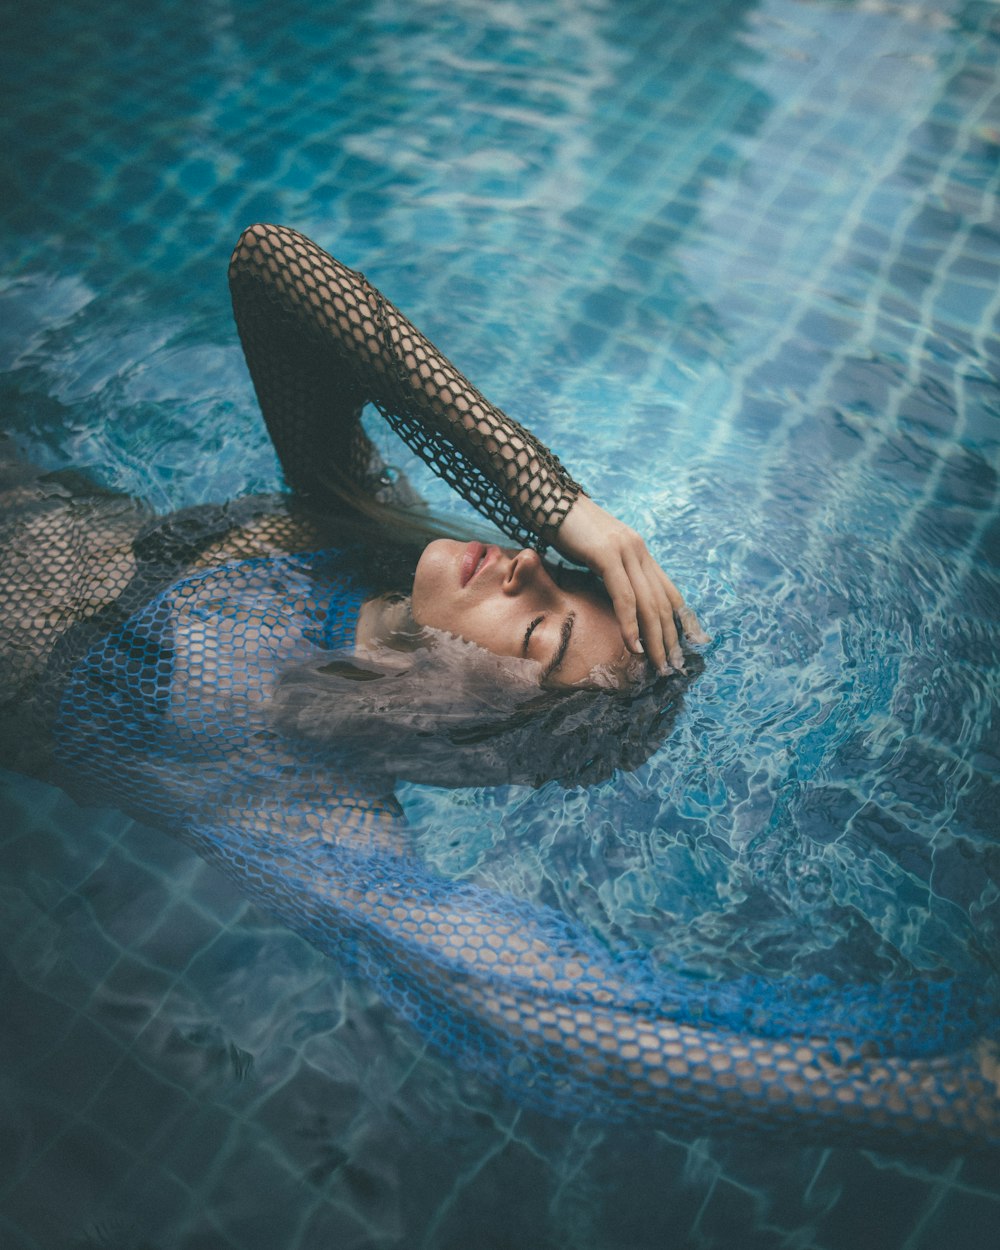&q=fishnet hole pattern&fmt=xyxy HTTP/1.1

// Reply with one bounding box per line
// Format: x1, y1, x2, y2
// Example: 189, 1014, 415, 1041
52, 548, 1000, 1153
4, 228, 996, 1152
56, 550, 402, 843
0, 462, 148, 774
0, 441, 356, 778
228, 224, 582, 549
